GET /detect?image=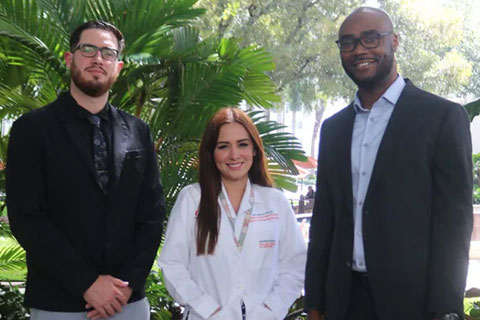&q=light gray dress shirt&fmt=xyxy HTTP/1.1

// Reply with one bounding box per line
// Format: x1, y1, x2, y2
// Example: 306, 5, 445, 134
351, 75, 406, 272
